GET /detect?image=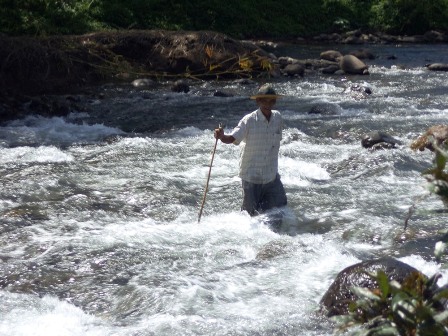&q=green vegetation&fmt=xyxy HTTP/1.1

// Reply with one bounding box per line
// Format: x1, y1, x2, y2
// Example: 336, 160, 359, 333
410, 126, 448, 206
333, 271, 448, 335
1, 0, 447, 38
